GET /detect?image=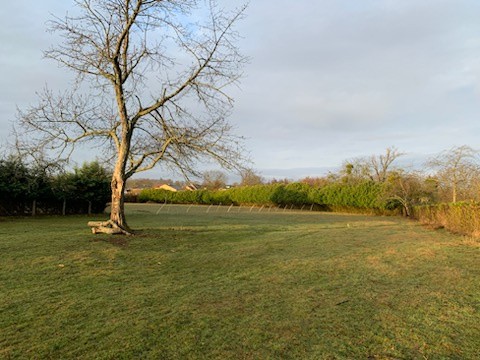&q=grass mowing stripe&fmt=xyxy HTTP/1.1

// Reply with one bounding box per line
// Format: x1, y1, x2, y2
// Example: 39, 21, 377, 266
1, 204, 479, 359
